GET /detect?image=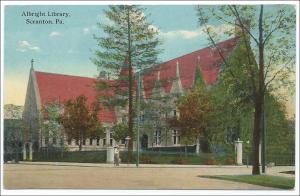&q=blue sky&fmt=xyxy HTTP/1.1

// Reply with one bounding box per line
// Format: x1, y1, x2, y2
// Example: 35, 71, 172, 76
4, 5, 226, 105
3, 5, 296, 106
